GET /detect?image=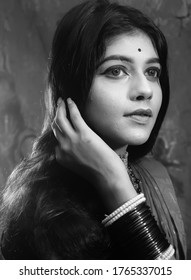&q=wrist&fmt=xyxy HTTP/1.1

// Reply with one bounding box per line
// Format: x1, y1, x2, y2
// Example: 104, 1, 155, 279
95, 172, 138, 212
103, 199, 174, 260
